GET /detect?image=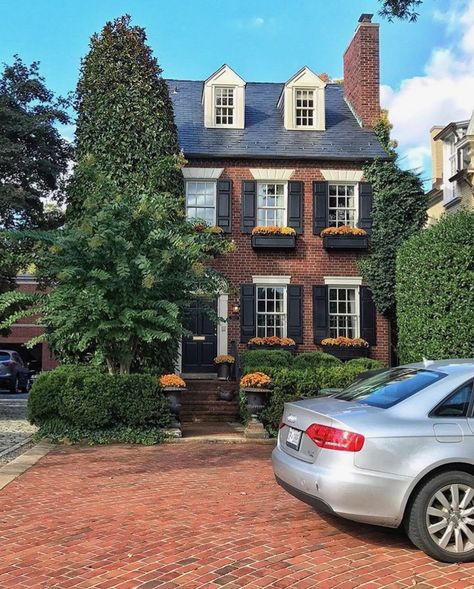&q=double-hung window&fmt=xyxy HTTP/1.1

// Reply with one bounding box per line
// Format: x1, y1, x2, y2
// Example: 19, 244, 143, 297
256, 286, 286, 337
328, 287, 359, 338
215, 87, 235, 126
257, 182, 287, 226
295, 89, 315, 127
328, 183, 357, 227
185, 181, 216, 224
